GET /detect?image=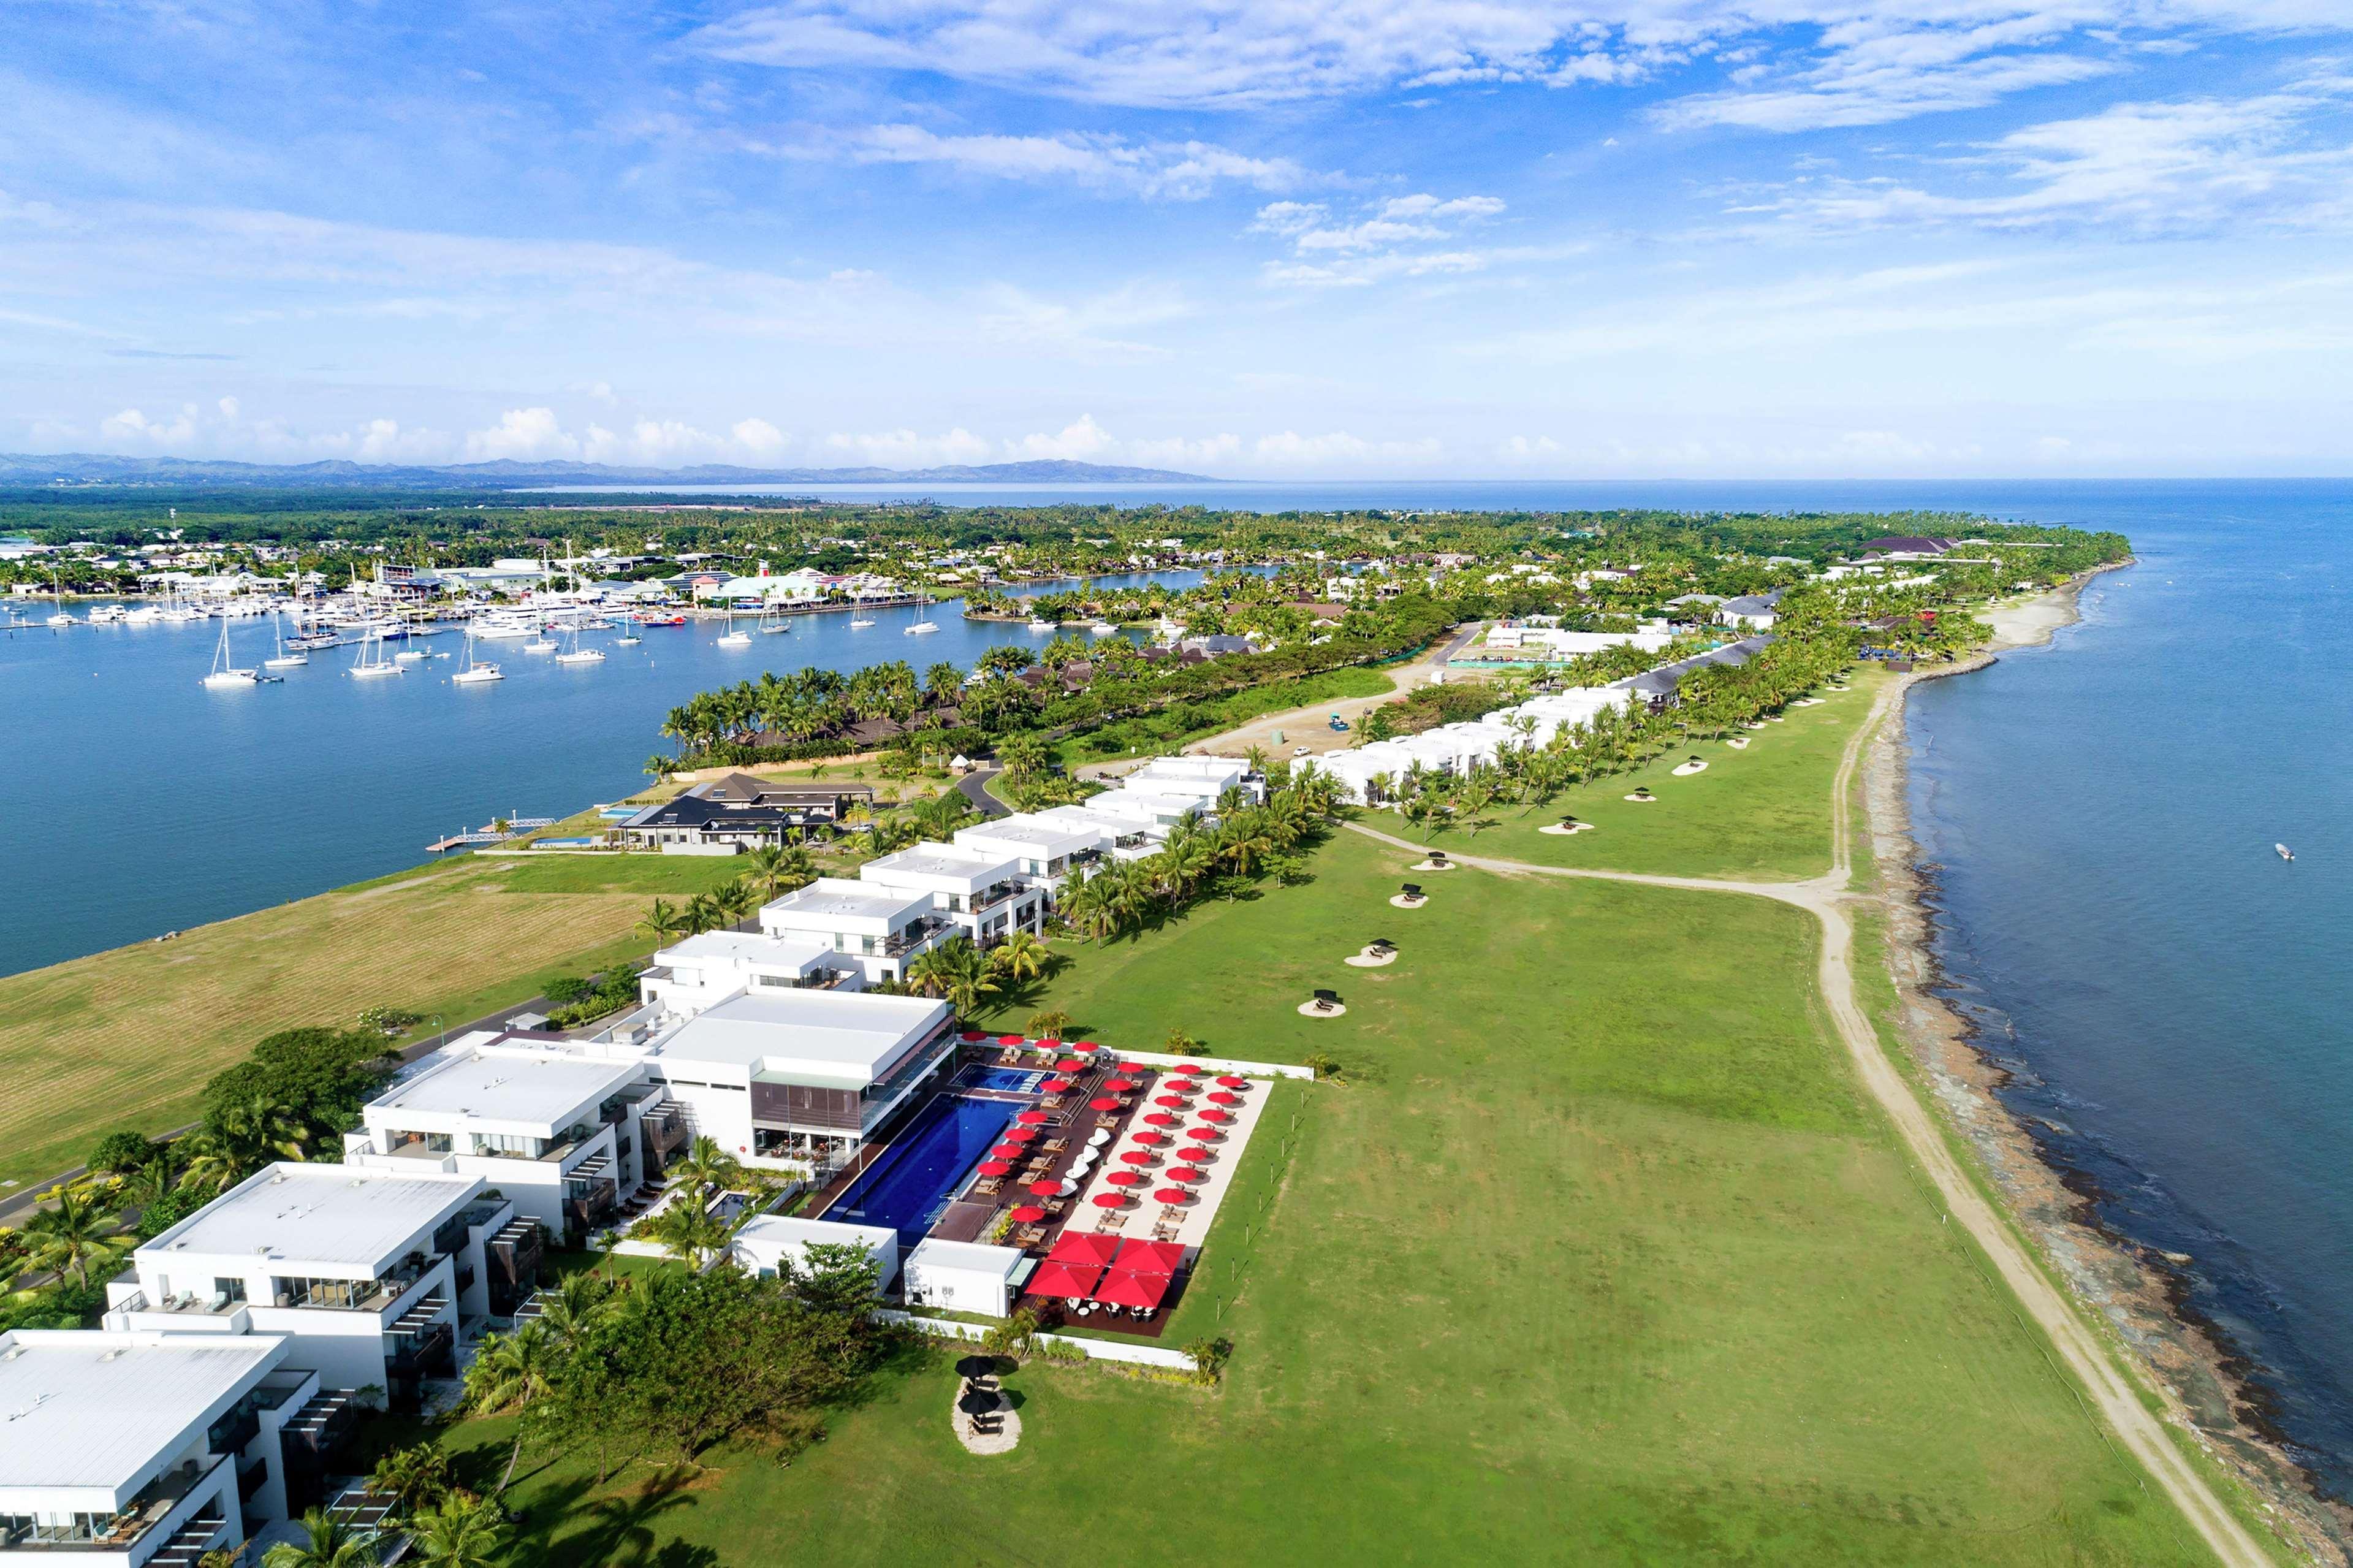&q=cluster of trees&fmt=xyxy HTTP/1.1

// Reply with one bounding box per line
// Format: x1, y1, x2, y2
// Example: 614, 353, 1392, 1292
1052, 775, 1345, 945
660, 660, 967, 758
